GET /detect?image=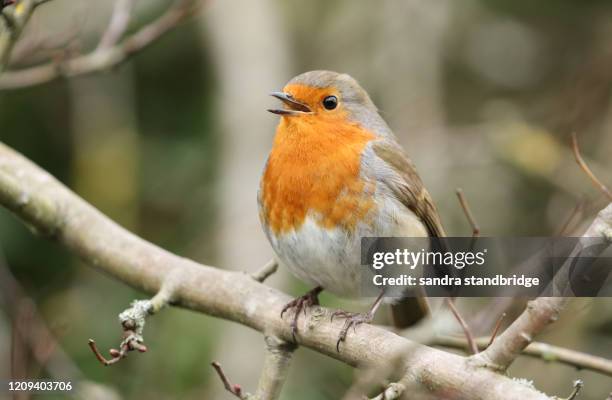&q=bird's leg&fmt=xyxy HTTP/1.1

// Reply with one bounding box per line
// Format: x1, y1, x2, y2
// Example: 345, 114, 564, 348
331, 291, 385, 352
280, 286, 323, 341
